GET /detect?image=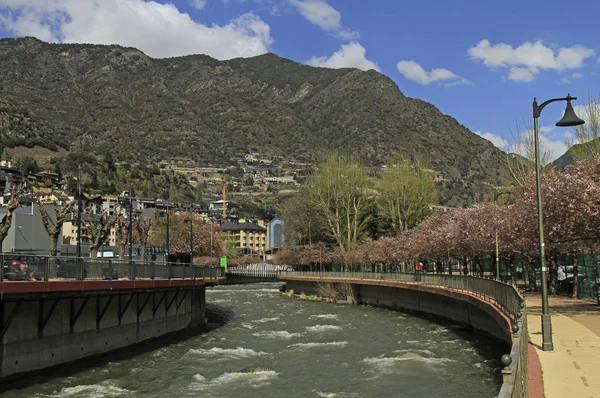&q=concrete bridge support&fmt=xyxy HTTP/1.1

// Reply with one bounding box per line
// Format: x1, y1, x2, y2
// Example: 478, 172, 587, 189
0, 281, 206, 379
